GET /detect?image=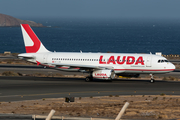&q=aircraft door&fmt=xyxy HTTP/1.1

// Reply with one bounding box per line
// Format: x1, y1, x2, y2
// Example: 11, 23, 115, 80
146, 57, 152, 67
43, 54, 48, 63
